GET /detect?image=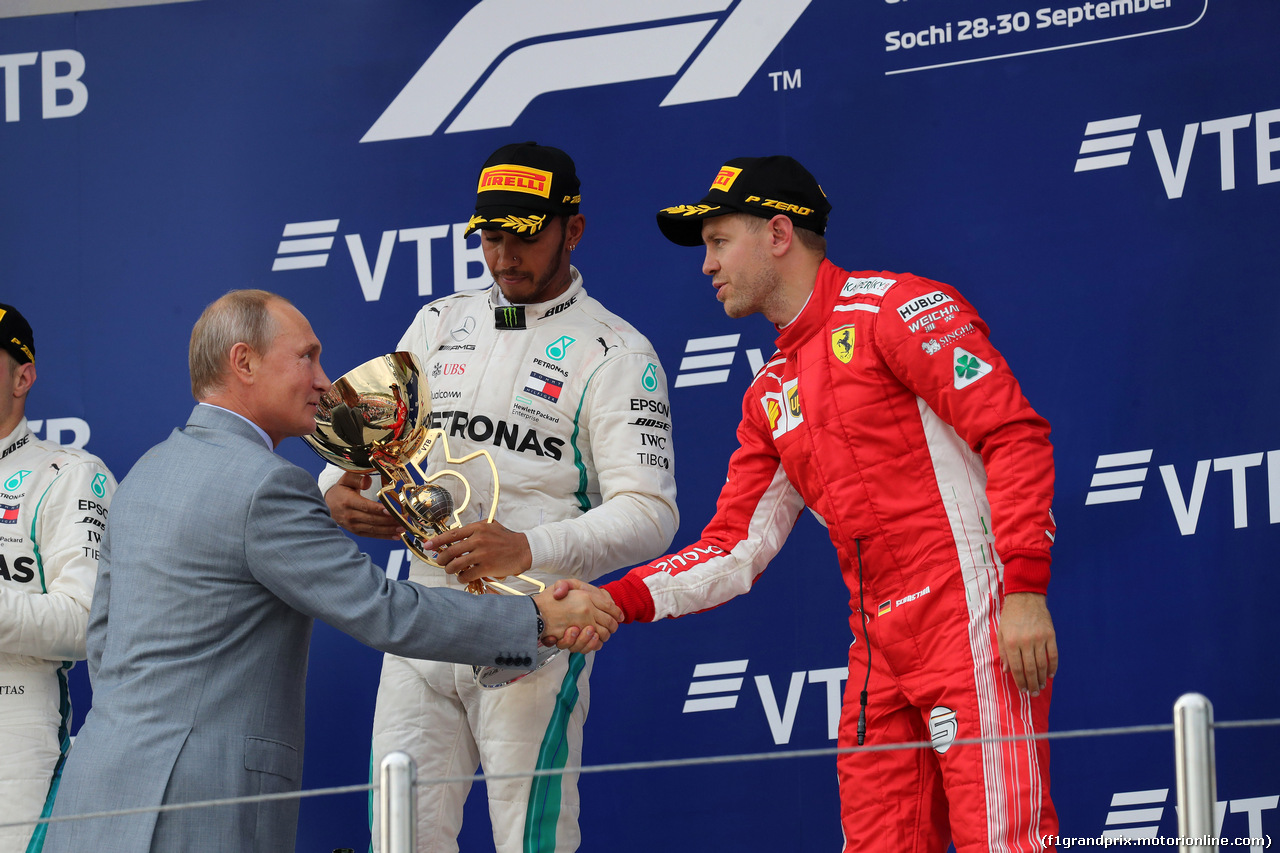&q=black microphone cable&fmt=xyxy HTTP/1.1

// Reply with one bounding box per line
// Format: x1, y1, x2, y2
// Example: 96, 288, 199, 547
855, 538, 871, 746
